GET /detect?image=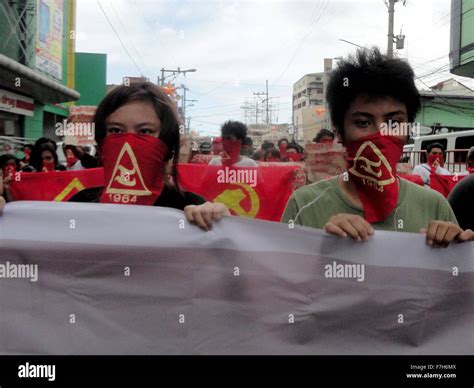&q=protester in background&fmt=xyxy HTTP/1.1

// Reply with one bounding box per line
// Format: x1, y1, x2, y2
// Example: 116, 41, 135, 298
212, 137, 223, 155
466, 146, 474, 174
64, 145, 100, 169
261, 141, 275, 152
285, 142, 303, 162
208, 120, 257, 167
20, 144, 33, 169
67, 82, 229, 231
0, 154, 19, 202
188, 141, 200, 163
282, 48, 473, 247
263, 148, 281, 162
313, 128, 335, 144
278, 138, 289, 159
63, 145, 85, 171
252, 149, 264, 161
242, 136, 253, 157
412, 142, 450, 187
30, 143, 66, 172
199, 142, 212, 155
